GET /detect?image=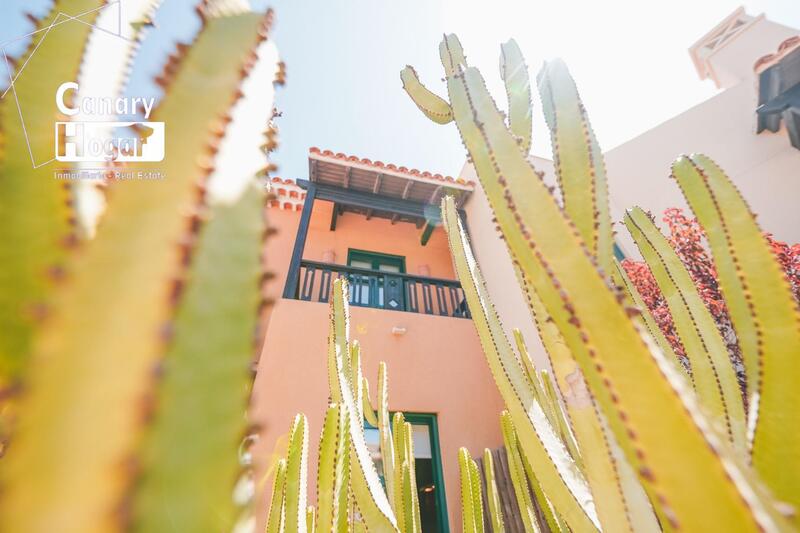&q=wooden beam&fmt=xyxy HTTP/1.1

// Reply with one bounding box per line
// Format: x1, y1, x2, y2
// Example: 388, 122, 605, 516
428, 184, 443, 204
343, 166, 351, 188
373, 173, 382, 194
401, 180, 414, 200
296, 179, 440, 223
283, 182, 316, 298
420, 222, 435, 246
329, 203, 339, 231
